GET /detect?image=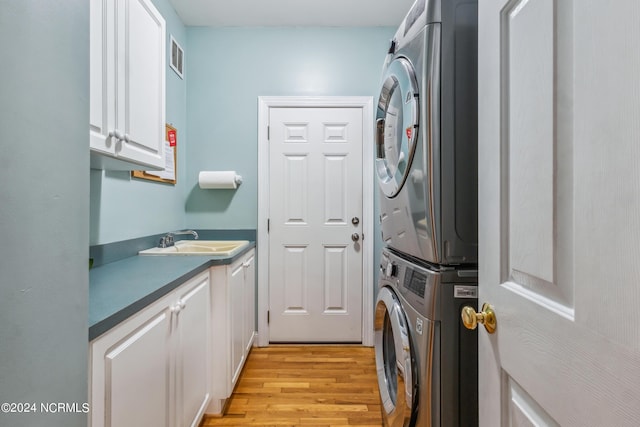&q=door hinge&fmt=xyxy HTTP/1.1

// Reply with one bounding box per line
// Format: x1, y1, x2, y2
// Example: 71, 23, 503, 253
267, 310, 270, 324
267, 126, 270, 141
267, 218, 270, 233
